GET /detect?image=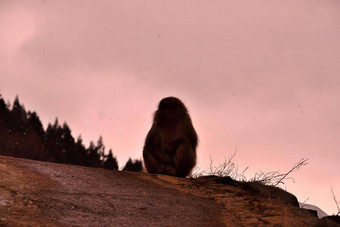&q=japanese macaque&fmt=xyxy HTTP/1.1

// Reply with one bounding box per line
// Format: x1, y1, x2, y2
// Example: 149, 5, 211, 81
143, 97, 198, 177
